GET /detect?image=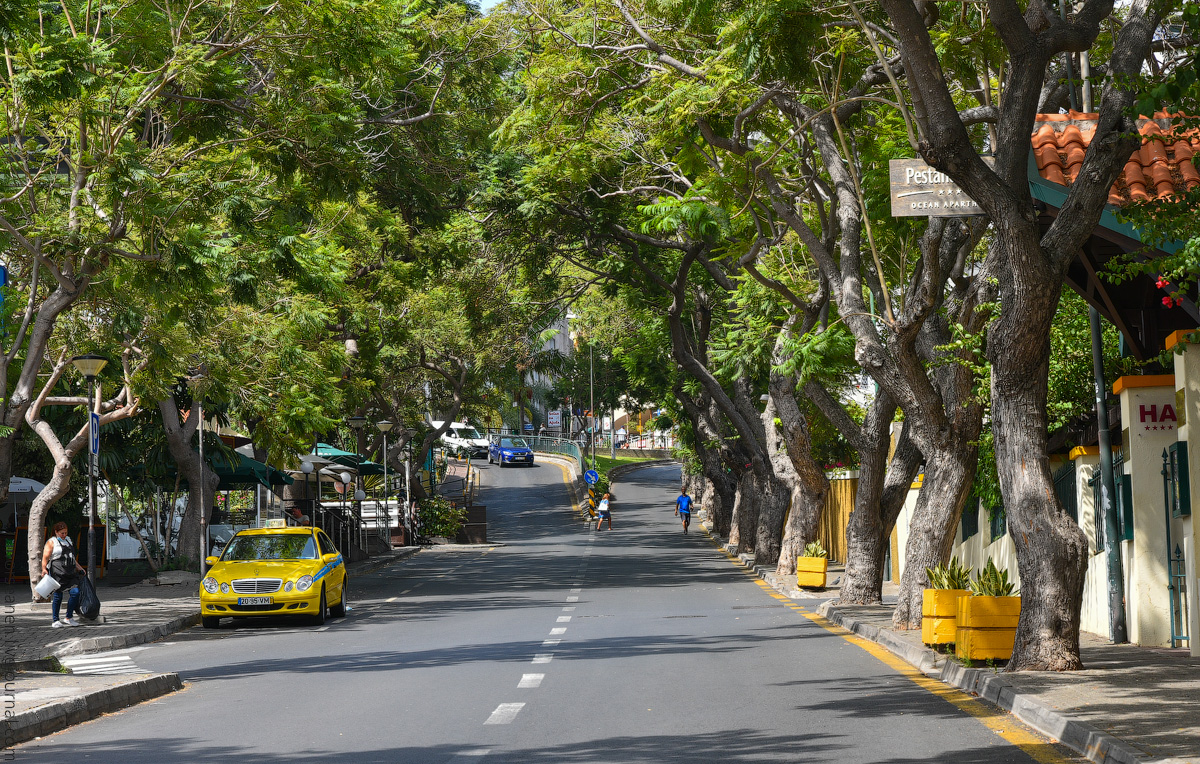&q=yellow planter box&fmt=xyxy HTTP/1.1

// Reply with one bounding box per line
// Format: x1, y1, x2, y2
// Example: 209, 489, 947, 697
920, 589, 969, 645
958, 595, 1020, 629
795, 557, 828, 589
955, 595, 1020, 661
955, 626, 1016, 661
